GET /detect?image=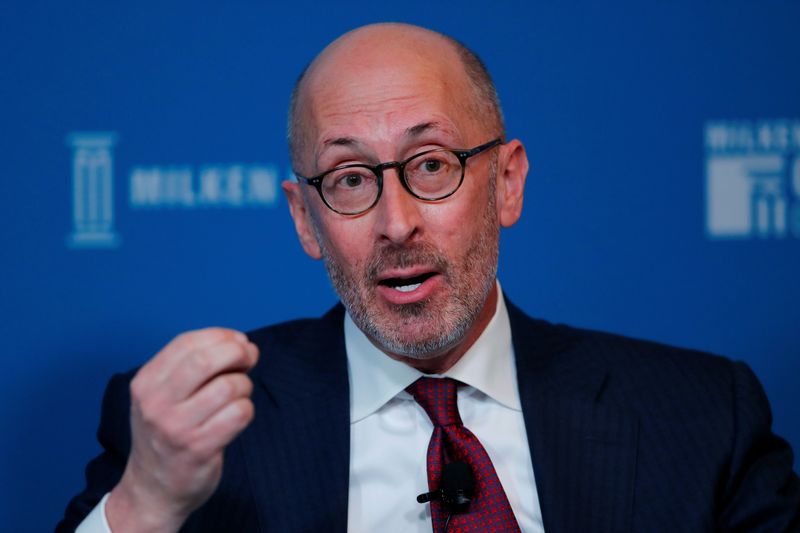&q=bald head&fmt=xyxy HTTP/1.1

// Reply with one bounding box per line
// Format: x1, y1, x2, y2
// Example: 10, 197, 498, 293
287, 23, 504, 171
